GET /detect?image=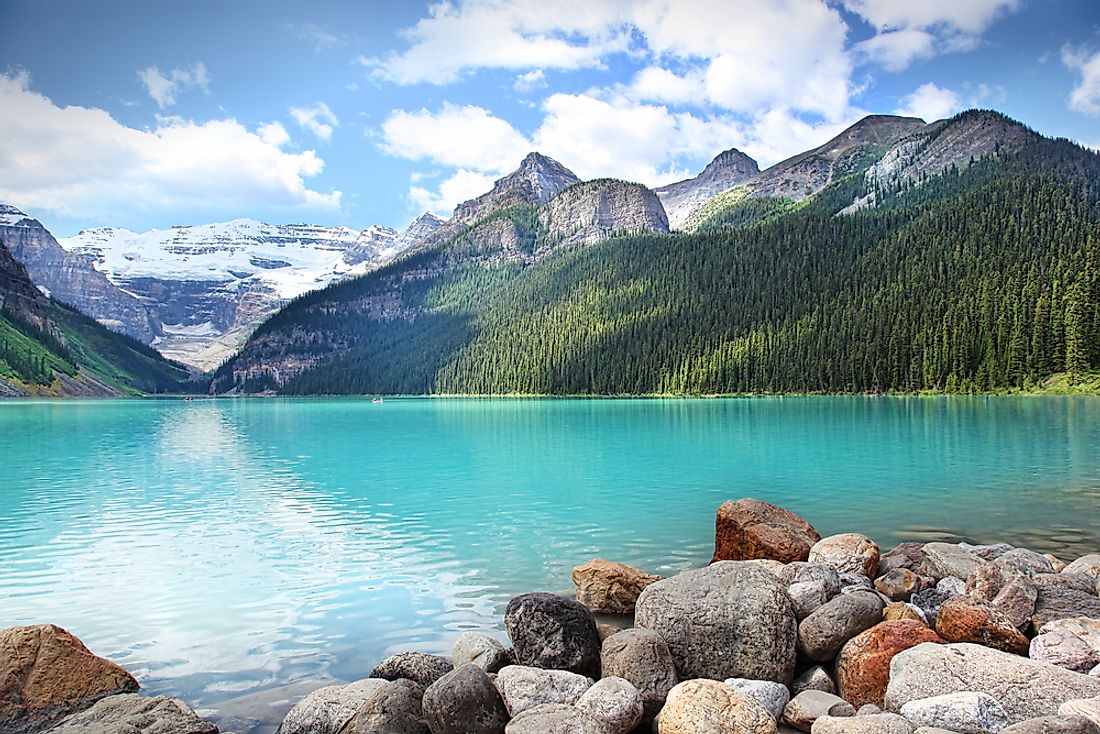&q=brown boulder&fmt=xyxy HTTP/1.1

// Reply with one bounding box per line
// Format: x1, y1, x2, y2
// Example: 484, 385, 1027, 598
935, 596, 1030, 655
883, 602, 927, 625
0, 624, 139, 734
711, 498, 820, 564
875, 569, 921, 601
835, 620, 945, 708
572, 559, 662, 614
809, 534, 881, 579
